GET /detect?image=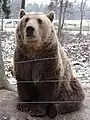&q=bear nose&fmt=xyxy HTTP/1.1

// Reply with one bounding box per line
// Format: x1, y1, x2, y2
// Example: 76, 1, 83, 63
26, 26, 35, 36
